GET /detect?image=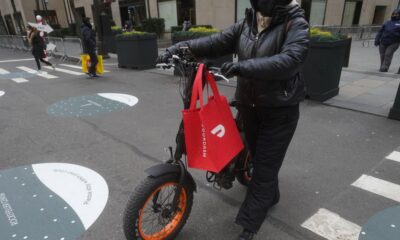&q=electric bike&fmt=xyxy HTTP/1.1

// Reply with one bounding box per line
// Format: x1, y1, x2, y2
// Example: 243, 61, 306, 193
123, 49, 253, 240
